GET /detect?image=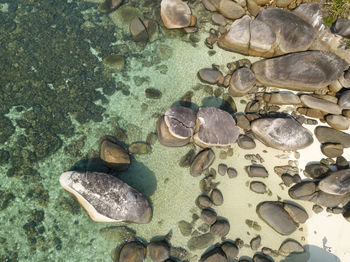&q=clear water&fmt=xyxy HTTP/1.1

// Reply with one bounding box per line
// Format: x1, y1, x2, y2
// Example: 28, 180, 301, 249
0, 0, 349, 261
